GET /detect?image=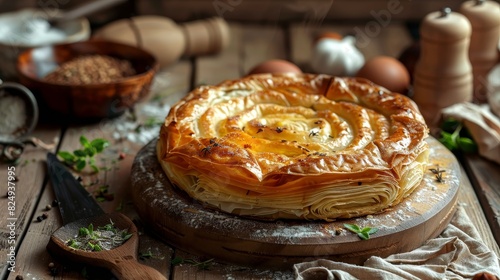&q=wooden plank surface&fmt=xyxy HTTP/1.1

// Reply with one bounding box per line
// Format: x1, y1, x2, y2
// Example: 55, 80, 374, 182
2, 60, 192, 280
6, 120, 171, 280
240, 24, 288, 74
196, 22, 288, 85
135, 0, 463, 22
195, 24, 242, 86
461, 154, 500, 247
457, 164, 500, 257
0, 126, 59, 280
